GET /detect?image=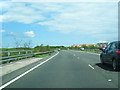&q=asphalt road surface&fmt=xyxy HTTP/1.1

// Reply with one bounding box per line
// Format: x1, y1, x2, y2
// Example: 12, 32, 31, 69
1, 50, 119, 88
